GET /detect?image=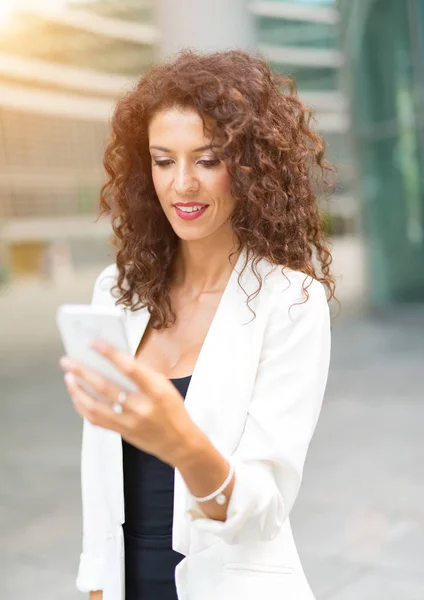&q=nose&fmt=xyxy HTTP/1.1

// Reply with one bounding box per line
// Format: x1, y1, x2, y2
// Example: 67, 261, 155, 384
173, 163, 199, 195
